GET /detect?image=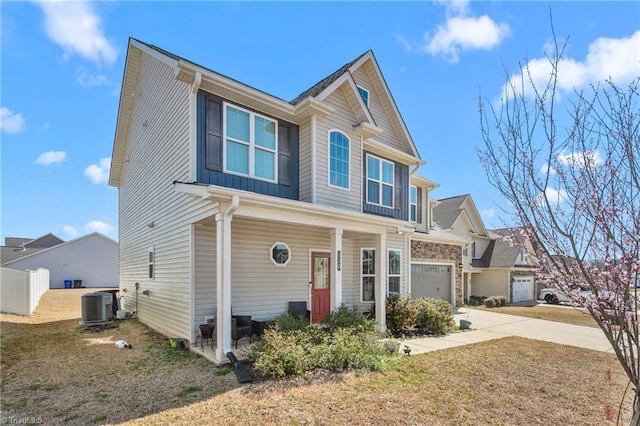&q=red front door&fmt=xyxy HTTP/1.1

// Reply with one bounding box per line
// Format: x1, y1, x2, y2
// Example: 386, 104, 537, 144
311, 252, 331, 323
